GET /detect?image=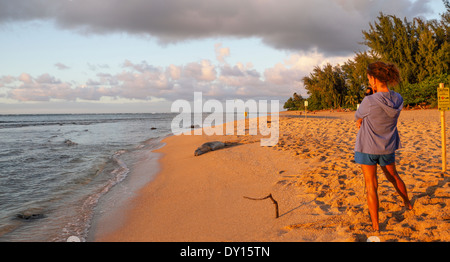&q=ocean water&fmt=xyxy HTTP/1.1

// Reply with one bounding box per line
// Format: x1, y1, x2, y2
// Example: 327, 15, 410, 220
0, 113, 182, 242
0, 112, 247, 242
